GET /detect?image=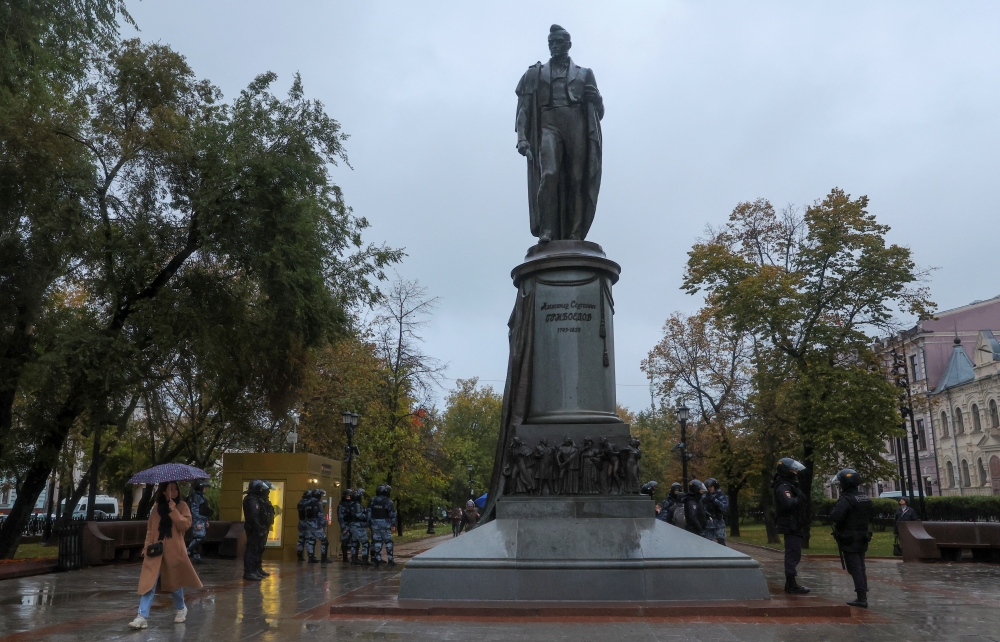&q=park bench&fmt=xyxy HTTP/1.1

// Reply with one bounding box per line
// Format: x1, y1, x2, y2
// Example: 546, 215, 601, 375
898, 521, 1000, 562
80, 520, 244, 566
